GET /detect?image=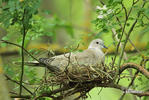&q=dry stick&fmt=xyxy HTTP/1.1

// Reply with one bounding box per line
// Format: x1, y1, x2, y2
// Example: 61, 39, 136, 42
119, 63, 149, 79
34, 86, 72, 100
38, 83, 149, 99
41, 82, 149, 99
107, 83, 149, 97
87, 82, 149, 97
